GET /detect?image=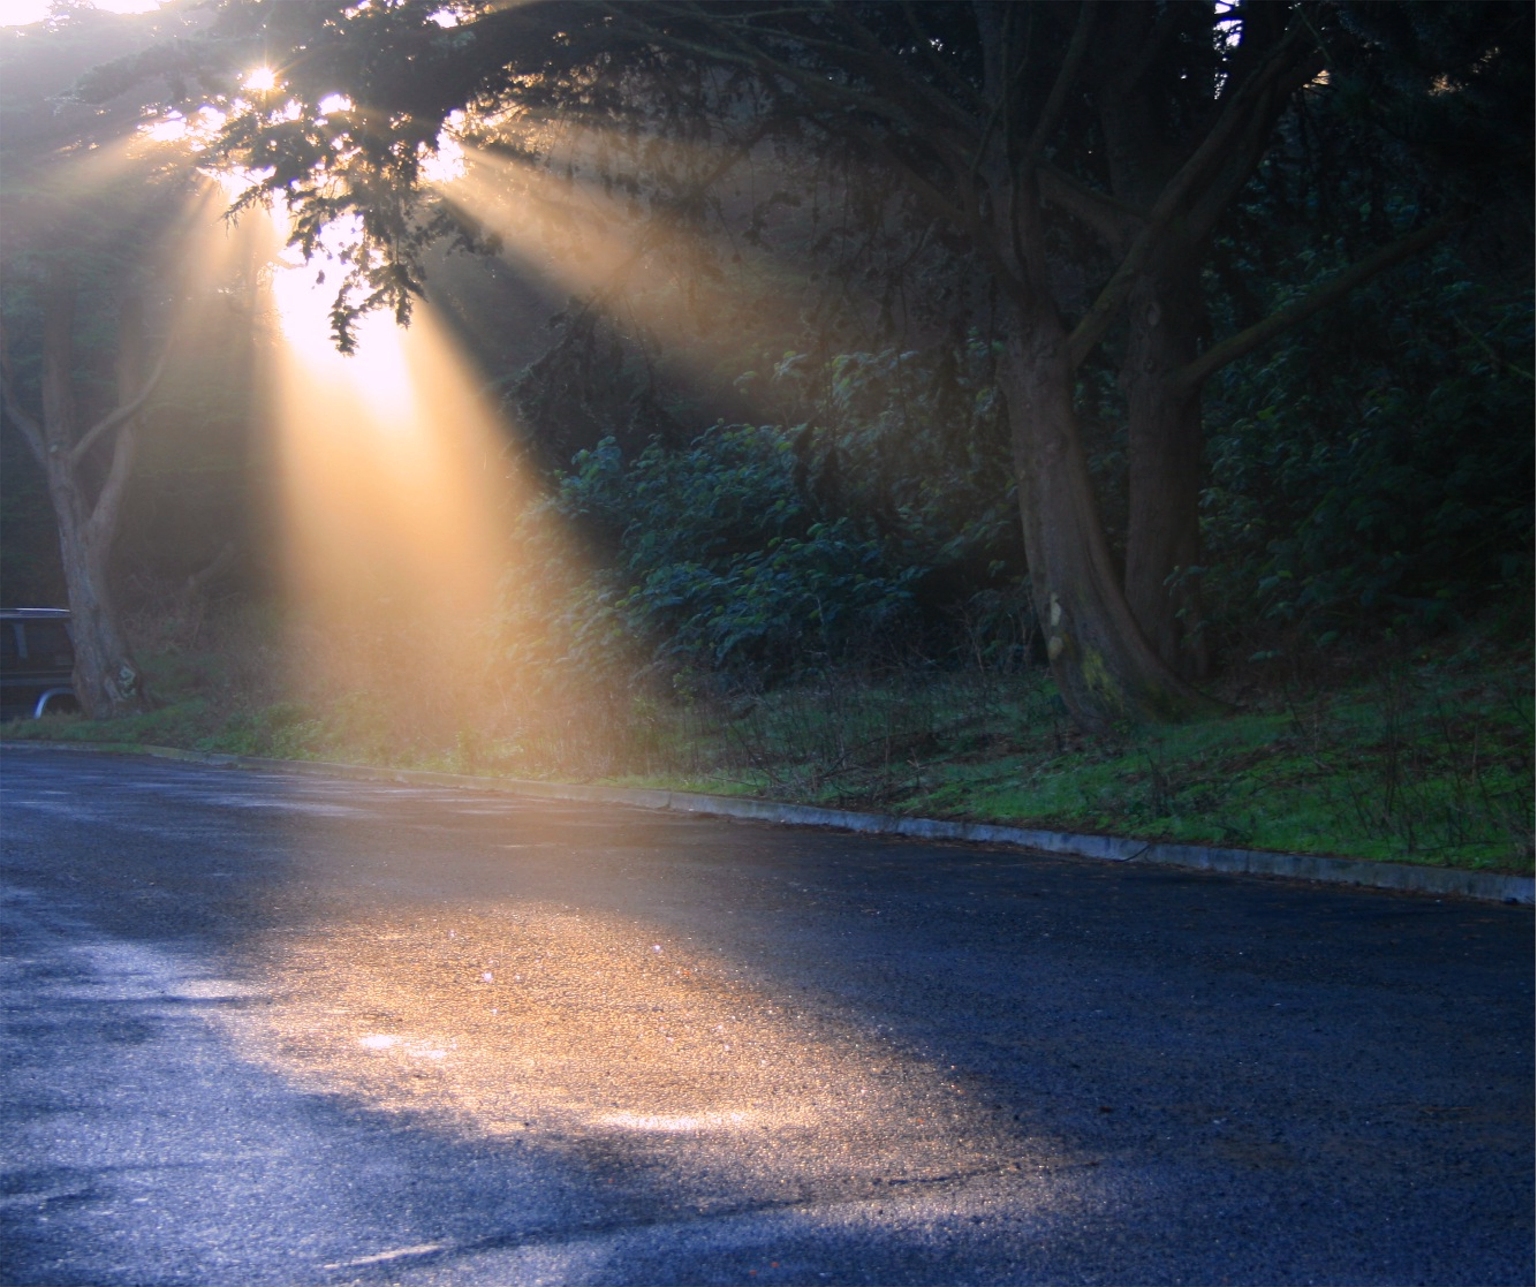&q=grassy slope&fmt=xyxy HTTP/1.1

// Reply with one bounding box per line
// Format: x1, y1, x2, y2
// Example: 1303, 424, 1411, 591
7, 630, 1530, 874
